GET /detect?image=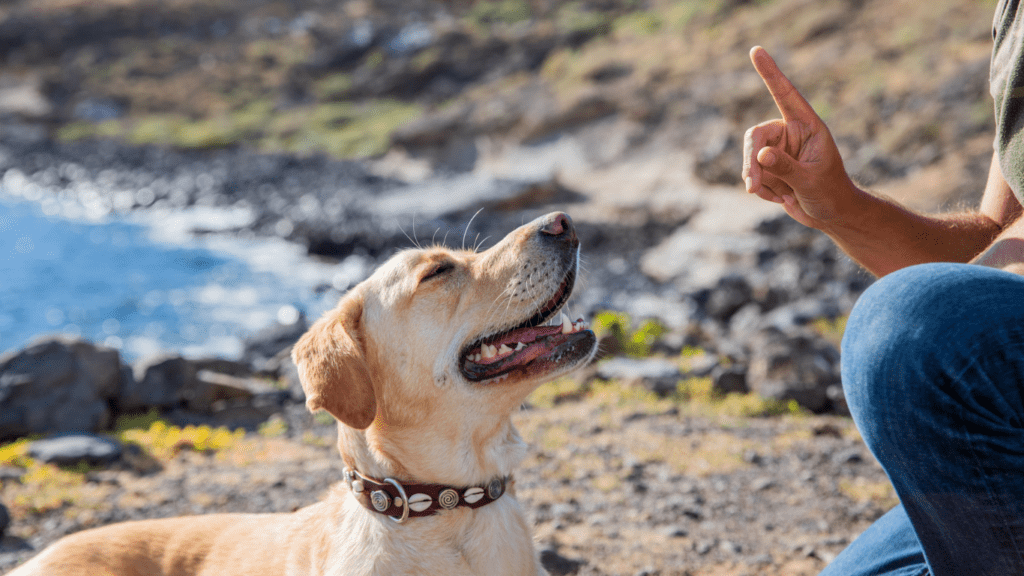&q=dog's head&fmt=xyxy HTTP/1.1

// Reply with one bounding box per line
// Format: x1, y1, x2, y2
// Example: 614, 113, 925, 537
292, 212, 597, 483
